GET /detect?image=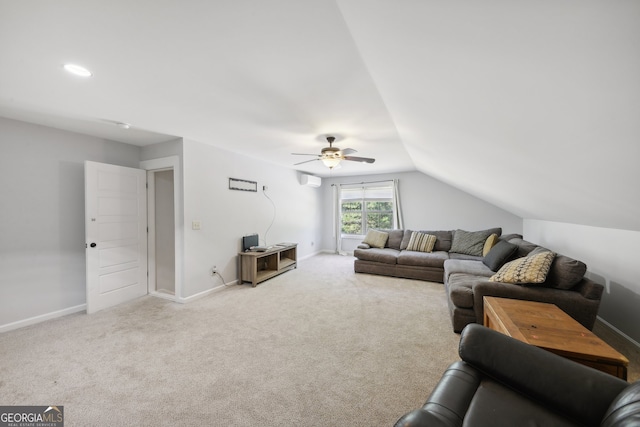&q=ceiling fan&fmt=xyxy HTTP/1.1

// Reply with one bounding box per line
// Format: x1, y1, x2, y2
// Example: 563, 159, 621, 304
292, 136, 376, 169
